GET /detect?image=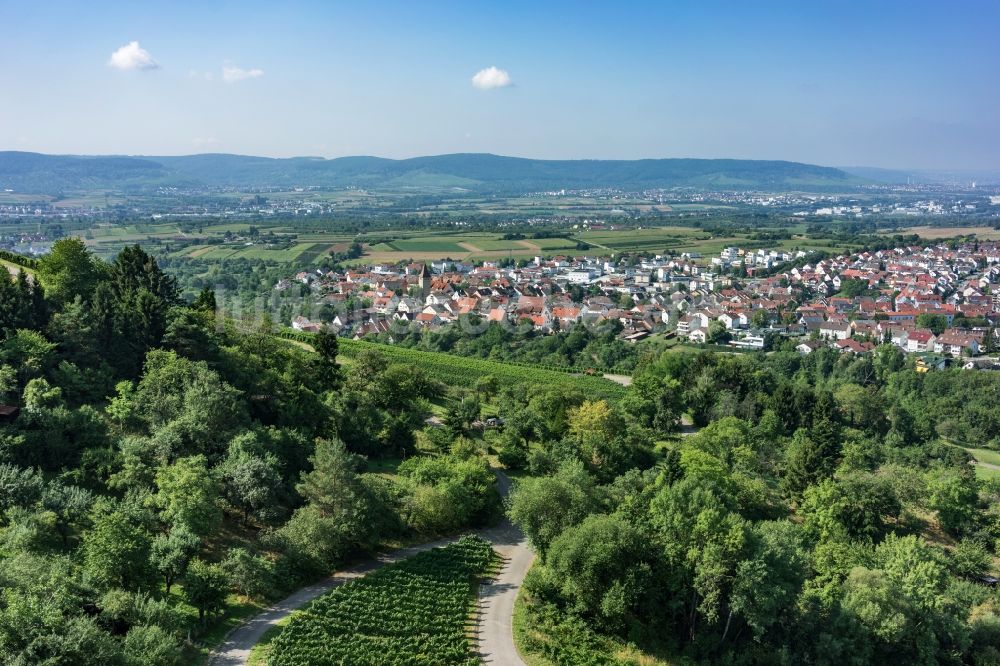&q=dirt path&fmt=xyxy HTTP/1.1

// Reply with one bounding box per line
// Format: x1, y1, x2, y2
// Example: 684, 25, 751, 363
207, 471, 531, 666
